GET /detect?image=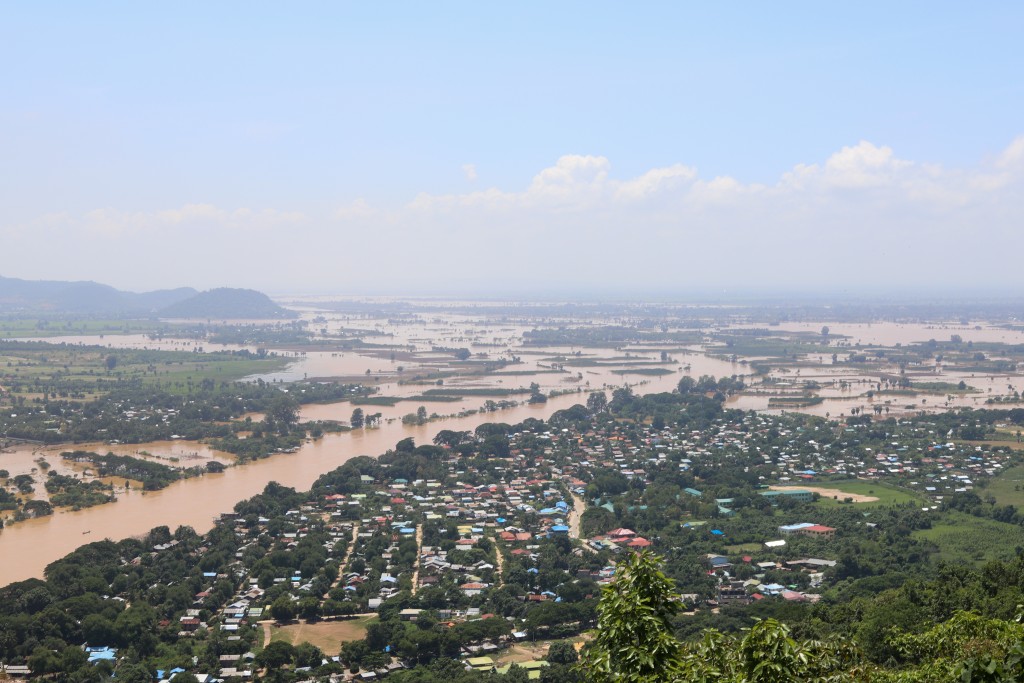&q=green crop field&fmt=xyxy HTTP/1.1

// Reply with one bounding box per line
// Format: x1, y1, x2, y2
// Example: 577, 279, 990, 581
913, 511, 1024, 565
982, 465, 1024, 507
